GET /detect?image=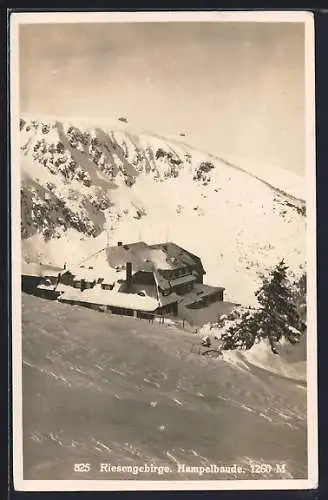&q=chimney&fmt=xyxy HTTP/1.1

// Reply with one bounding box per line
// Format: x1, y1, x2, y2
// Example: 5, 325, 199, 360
118, 241, 123, 246
126, 262, 132, 287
